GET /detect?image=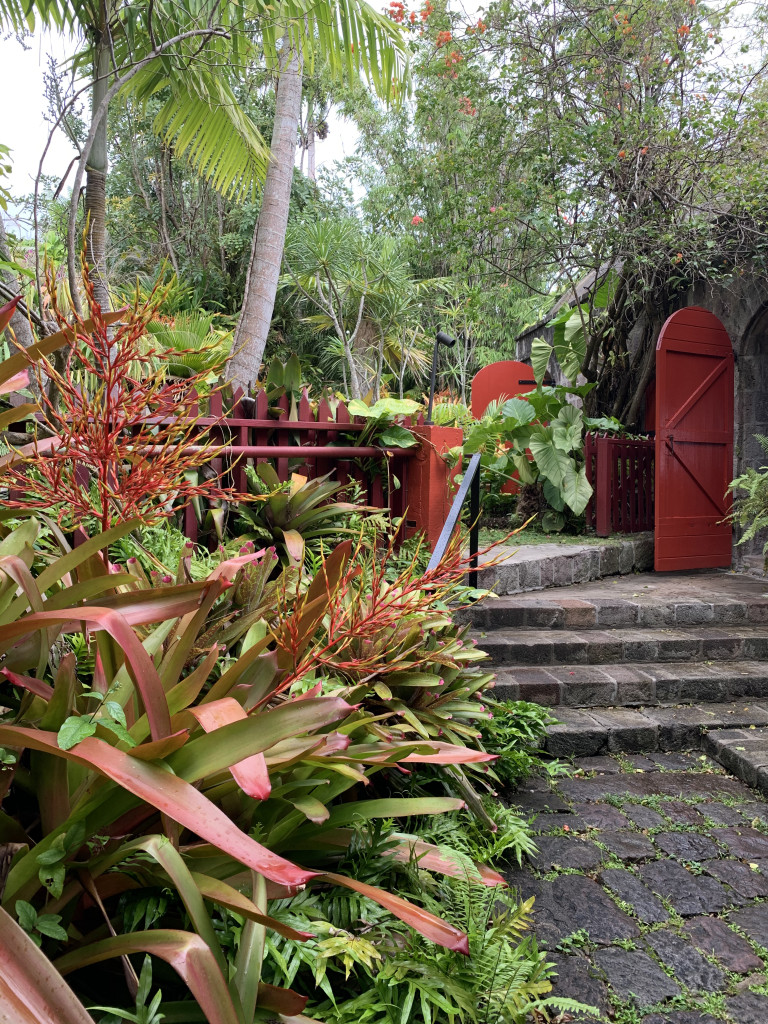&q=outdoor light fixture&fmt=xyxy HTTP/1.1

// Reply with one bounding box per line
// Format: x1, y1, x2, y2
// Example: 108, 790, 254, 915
426, 329, 457, 424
